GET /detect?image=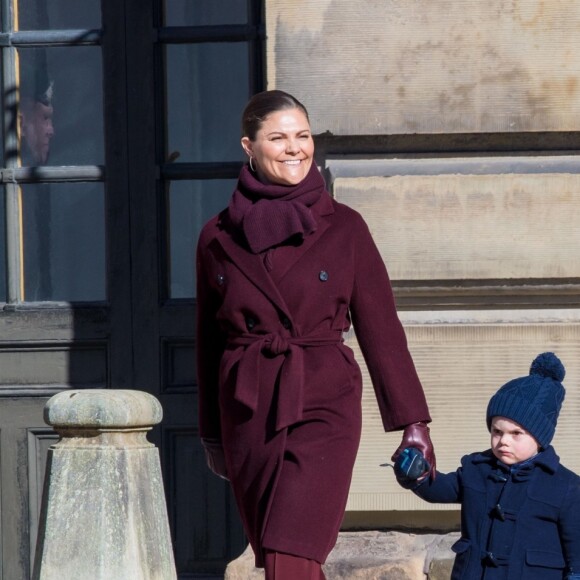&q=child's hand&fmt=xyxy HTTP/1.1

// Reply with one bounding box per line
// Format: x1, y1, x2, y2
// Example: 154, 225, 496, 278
391, 421, 437, 480
393, 447, 430, 485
